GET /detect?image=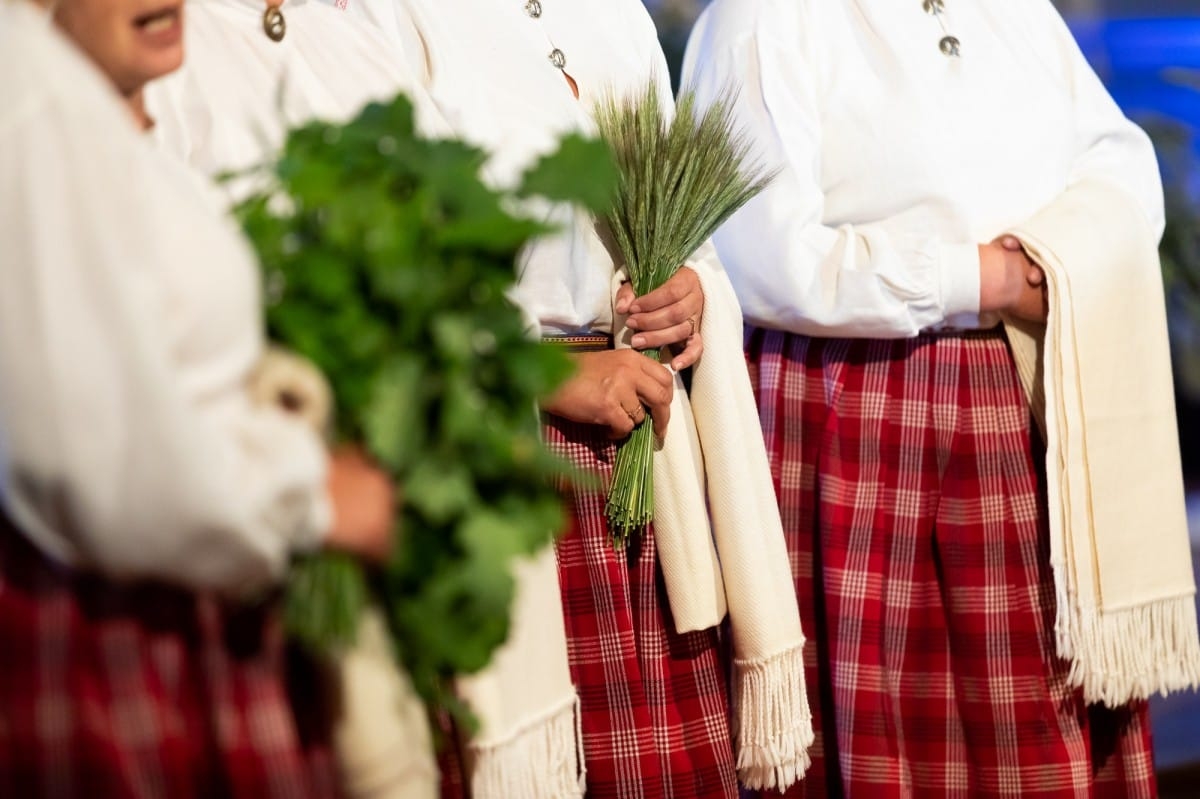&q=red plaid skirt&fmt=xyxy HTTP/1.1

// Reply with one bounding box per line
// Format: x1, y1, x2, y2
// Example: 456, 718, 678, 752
744, 327, 1156, 799
0, 518, 339, 799
545, 415, 739, 799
